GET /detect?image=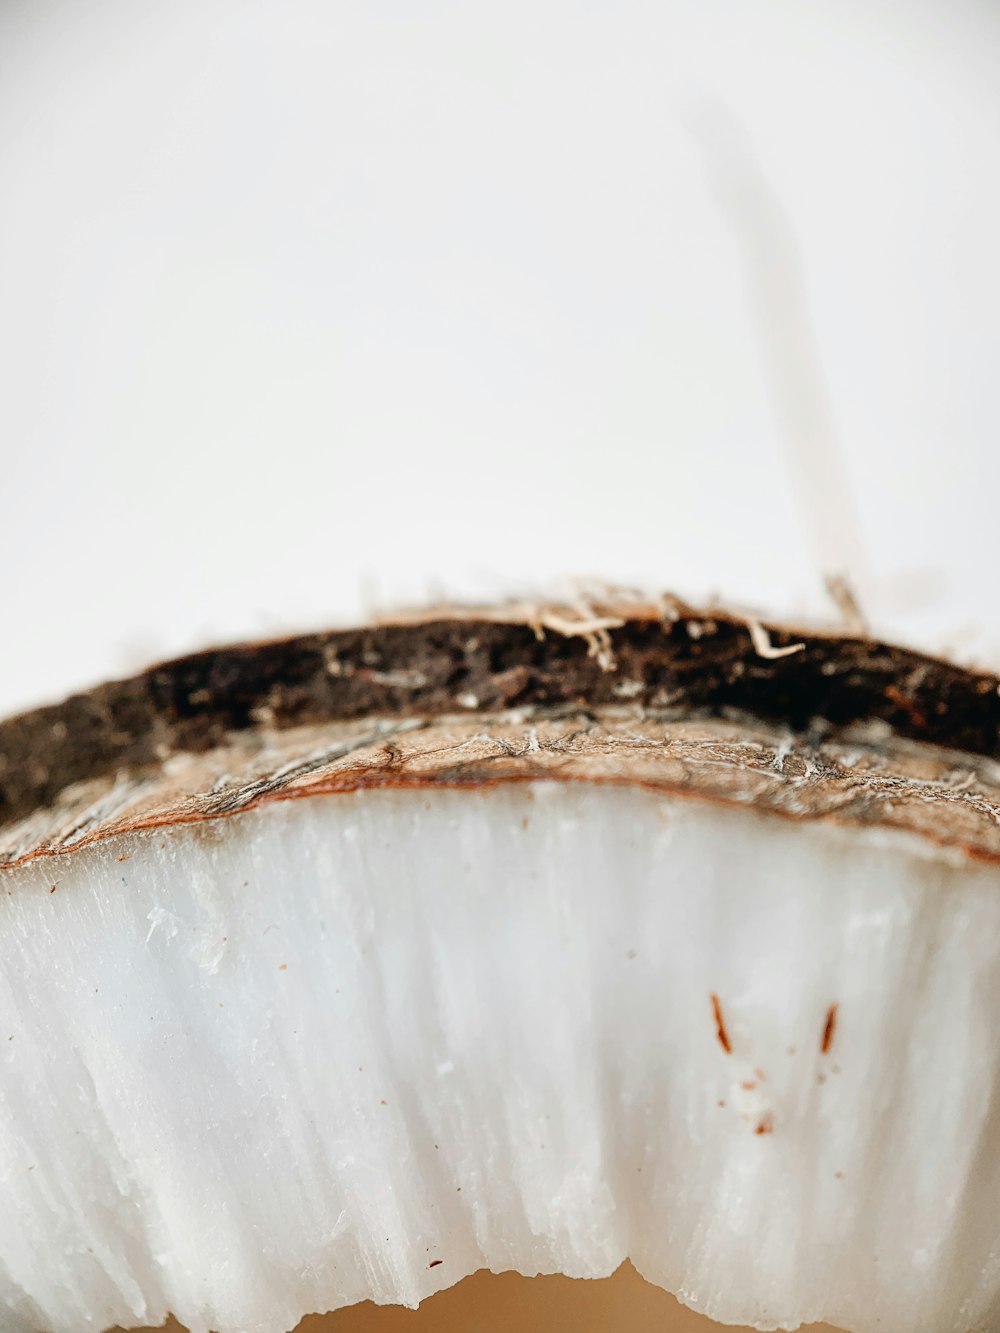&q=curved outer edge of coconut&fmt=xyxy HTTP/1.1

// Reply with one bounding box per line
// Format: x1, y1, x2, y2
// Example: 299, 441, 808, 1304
1, 595, 999, 870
